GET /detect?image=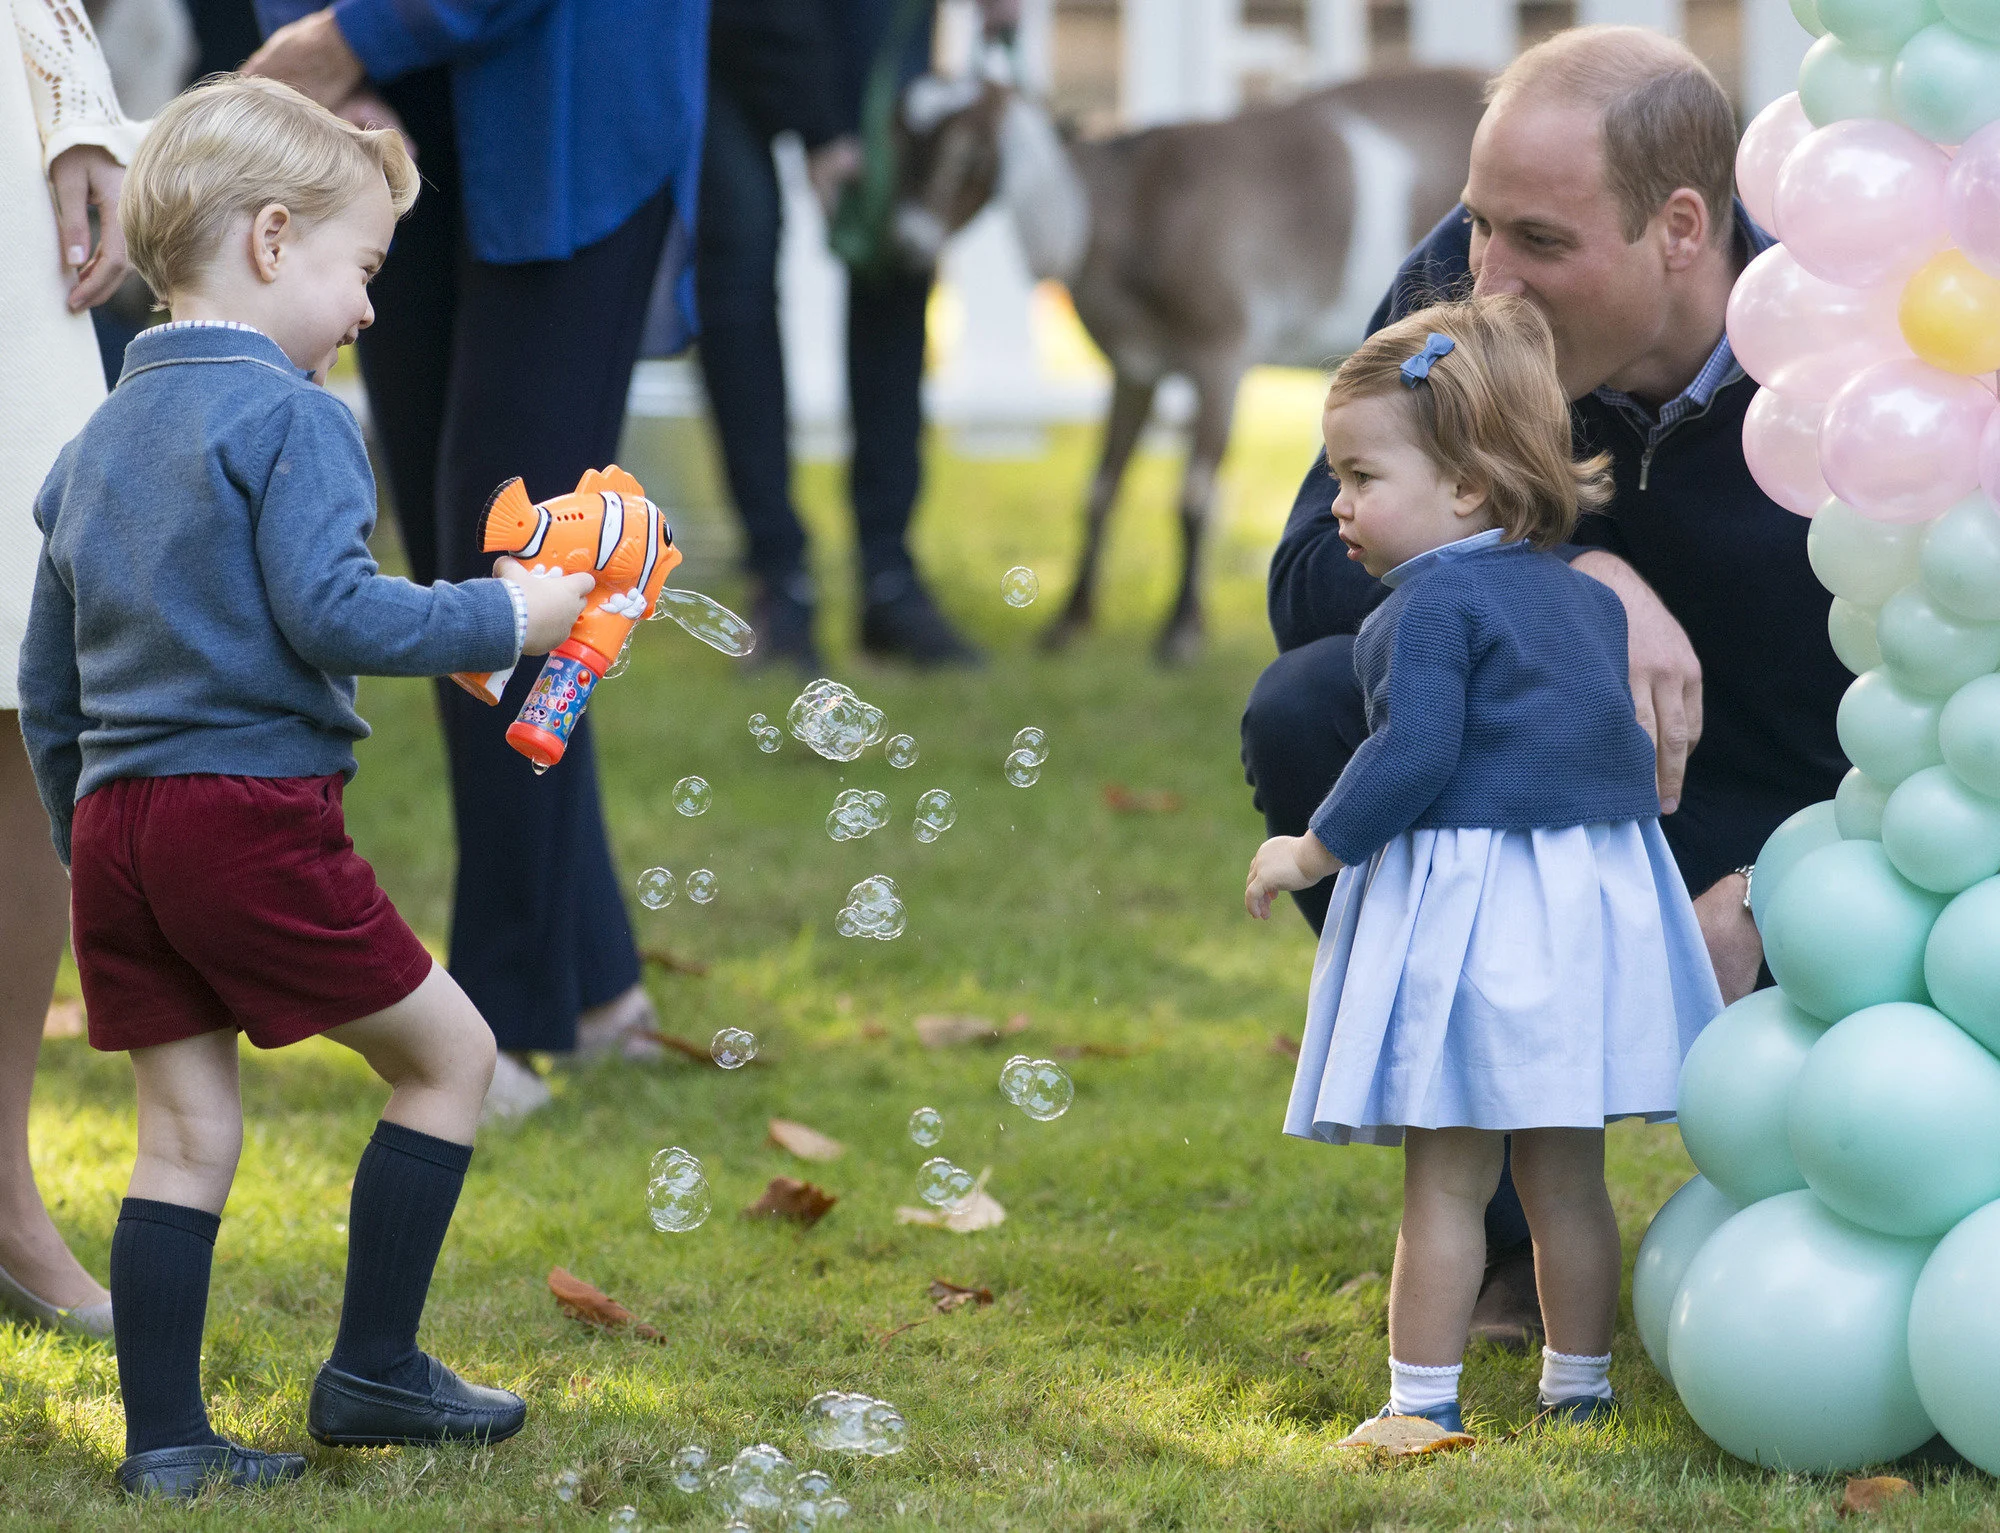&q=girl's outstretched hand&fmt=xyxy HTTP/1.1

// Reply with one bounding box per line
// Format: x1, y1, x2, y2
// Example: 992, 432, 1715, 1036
1245, 835, 1341, 919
